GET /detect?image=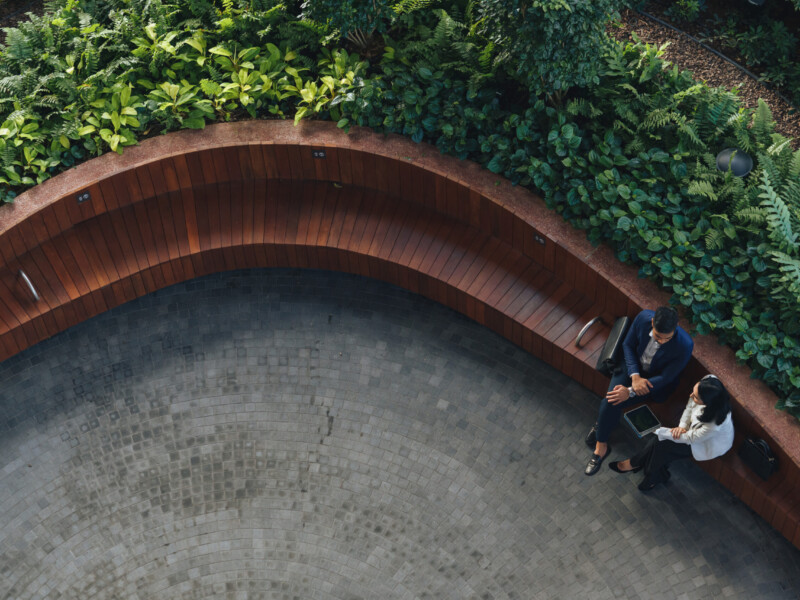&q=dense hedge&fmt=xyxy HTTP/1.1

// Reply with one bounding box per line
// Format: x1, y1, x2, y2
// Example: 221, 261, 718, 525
0, 0, 799, 418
